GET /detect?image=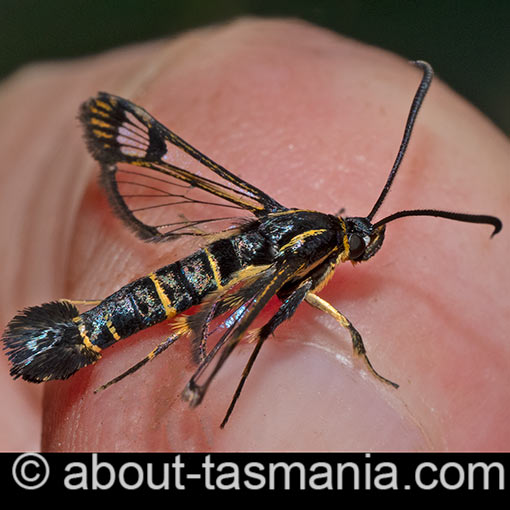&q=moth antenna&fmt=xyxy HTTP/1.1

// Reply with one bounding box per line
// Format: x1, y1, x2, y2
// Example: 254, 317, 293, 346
373, 209, 502, 237
367, 60, 433, 221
